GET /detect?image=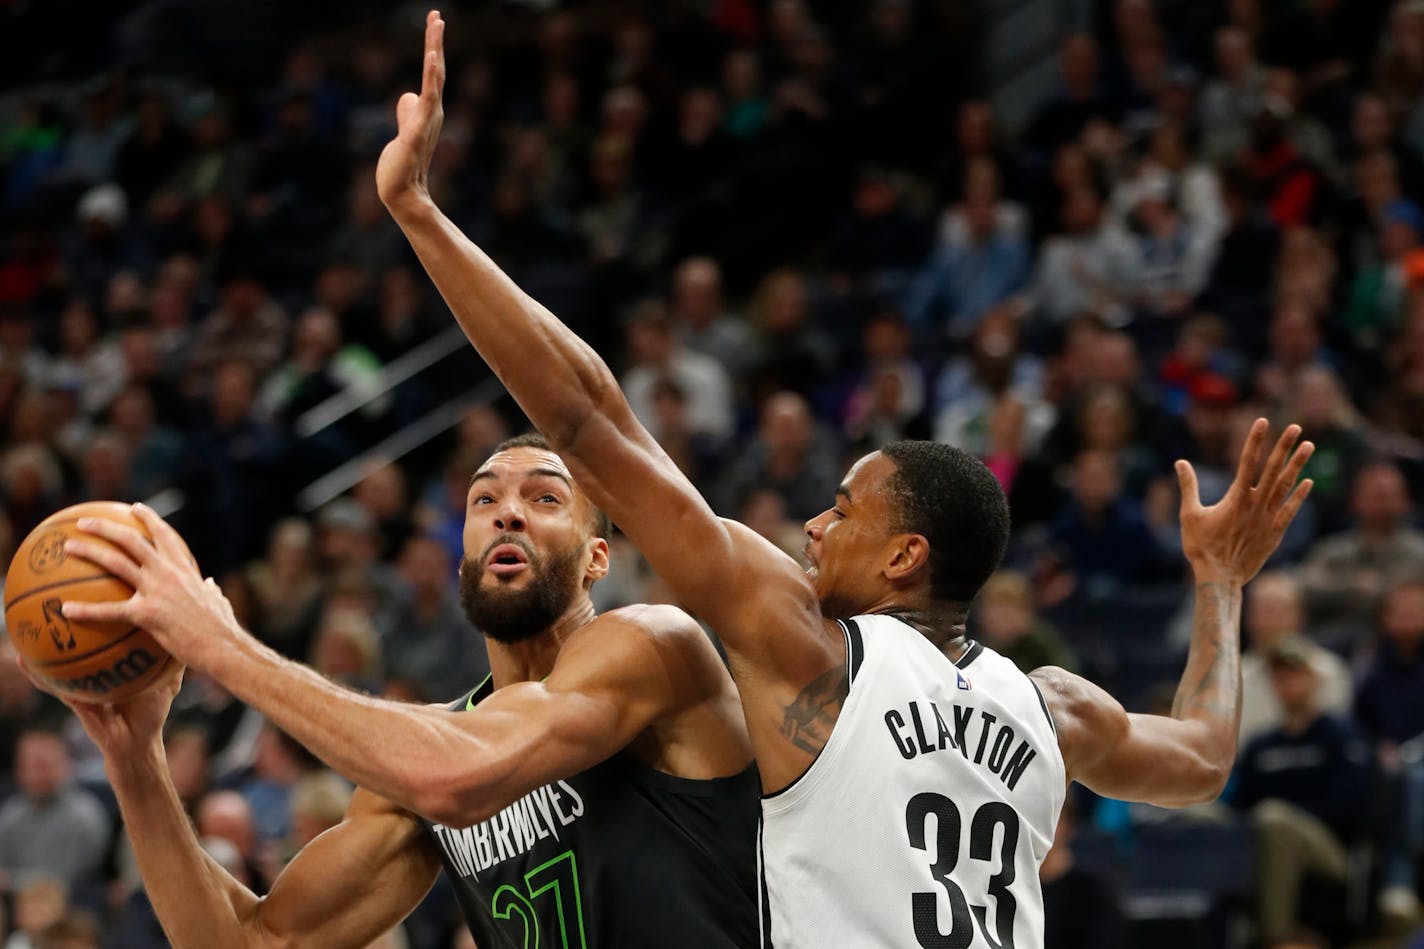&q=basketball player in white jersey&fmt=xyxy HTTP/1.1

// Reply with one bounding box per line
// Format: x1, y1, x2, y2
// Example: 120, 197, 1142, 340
376, 13, 1315, 946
